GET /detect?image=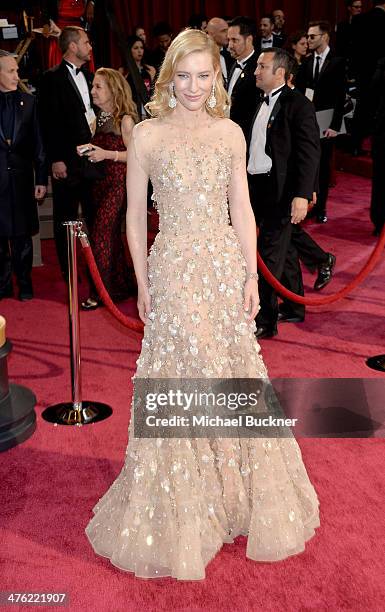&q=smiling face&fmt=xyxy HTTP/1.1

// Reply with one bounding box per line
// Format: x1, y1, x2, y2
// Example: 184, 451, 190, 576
172, 50, 217, 112
260, 18, 274, 39
0, 56, 19, 92
91, 74, 113, 111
